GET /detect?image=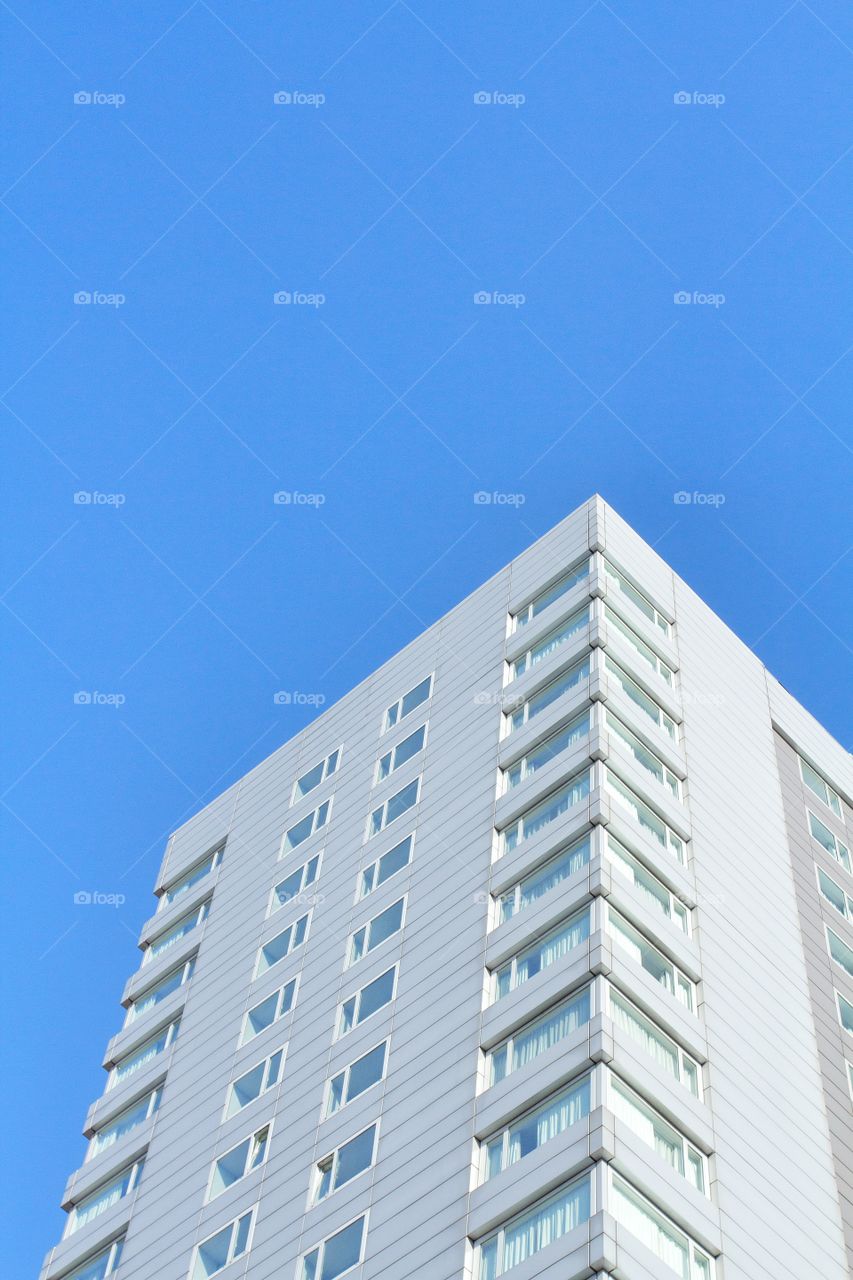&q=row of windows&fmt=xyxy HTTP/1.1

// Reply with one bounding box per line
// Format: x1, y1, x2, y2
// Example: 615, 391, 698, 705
510, 553, 673, 643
